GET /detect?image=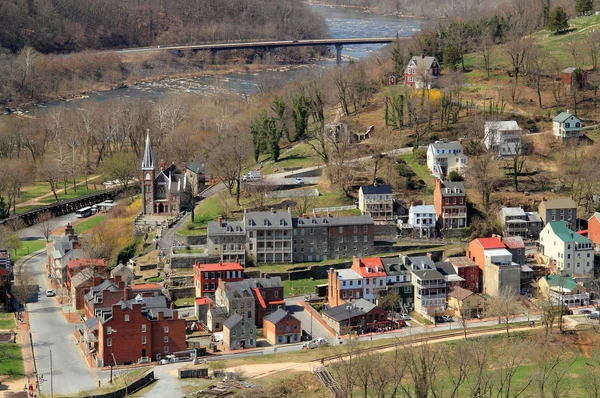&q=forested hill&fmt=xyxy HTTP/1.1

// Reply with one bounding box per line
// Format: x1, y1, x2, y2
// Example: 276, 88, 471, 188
0, 0, 329, 53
